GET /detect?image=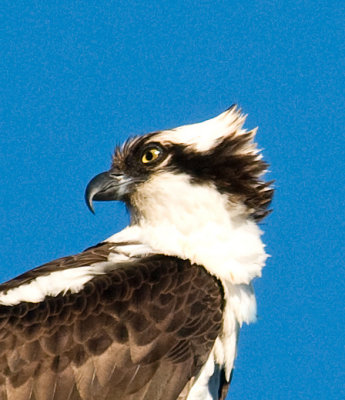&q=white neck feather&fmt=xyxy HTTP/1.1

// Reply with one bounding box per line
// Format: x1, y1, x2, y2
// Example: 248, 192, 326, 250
108, 172, 267, 287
